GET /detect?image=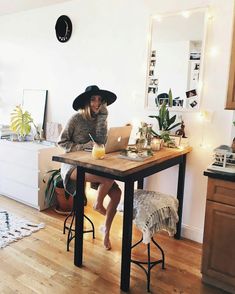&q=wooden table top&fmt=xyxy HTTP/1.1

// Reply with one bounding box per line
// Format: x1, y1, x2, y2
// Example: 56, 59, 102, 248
53, 146, 192, 177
